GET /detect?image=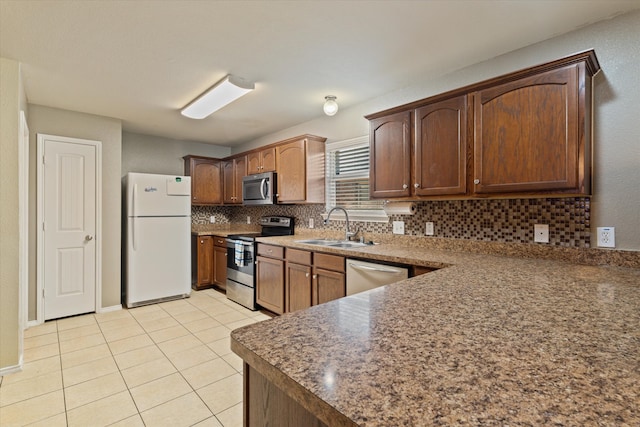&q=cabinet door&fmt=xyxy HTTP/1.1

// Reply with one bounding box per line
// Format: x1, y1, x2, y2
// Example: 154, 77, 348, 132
414, 95, 467, 196
256, 256, 285, 314
222, 160, 238, 204
474, 65, 579, 193
234, 156, 246, 203
247, 152, 261, 175
247, 148, 276, 175
276, 139, 306, 203
261, 147, 276, 172
213, 245, 227, 289
313, 268, 345, 305
186, 158, 222, 205
192, 235, 213, 289
286, 262, 312, 313
369, 111, 411, 198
